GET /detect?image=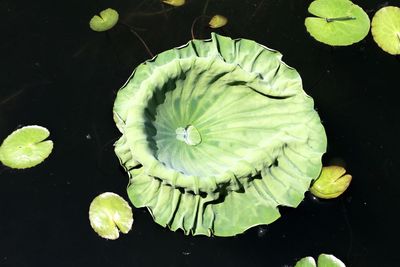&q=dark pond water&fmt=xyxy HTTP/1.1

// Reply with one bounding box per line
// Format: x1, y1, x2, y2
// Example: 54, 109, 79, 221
1, 0, 399, 266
